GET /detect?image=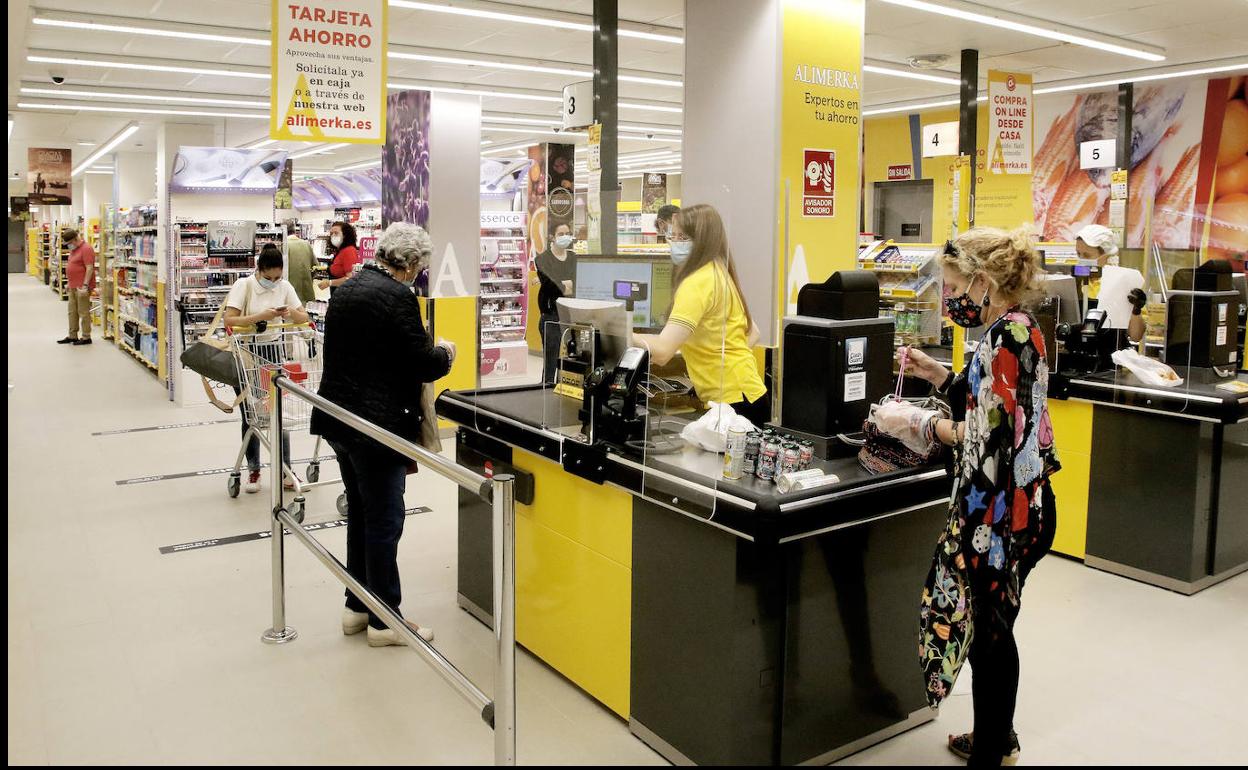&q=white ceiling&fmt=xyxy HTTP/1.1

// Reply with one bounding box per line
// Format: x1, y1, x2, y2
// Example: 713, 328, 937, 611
6, 0, 1248, 181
